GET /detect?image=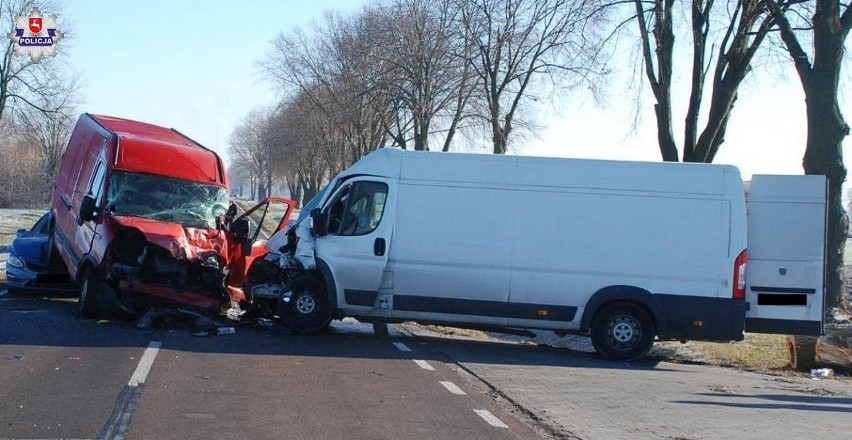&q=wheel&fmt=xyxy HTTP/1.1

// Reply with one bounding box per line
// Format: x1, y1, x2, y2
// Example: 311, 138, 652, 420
78, 270, 101, 319
96, 281, 137, 320
786, 335, 818, 371
279, 277, 332, 333
591, 302, 655, 361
